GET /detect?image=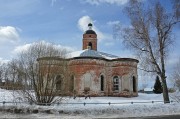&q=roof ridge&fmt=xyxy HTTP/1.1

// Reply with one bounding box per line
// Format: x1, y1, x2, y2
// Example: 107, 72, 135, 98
66, 49, 119, 60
